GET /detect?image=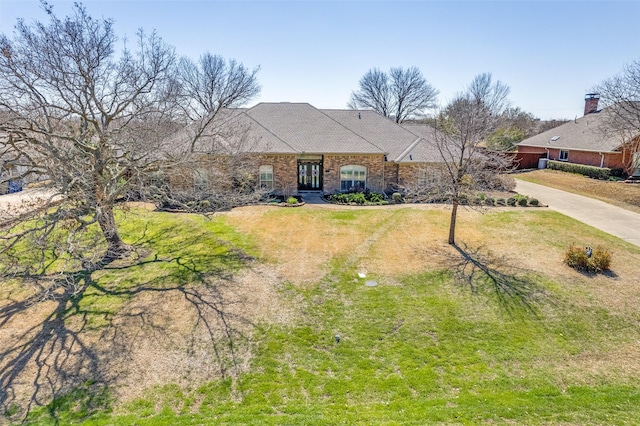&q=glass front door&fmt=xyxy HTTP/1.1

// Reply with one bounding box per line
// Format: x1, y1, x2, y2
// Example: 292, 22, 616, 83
298, 161, 323, 190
